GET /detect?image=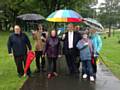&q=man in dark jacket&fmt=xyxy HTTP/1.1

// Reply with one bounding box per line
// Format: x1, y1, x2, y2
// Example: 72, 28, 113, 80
62, 24, 82, 74
74, 25, 83, 72
7, 25, 32, 77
